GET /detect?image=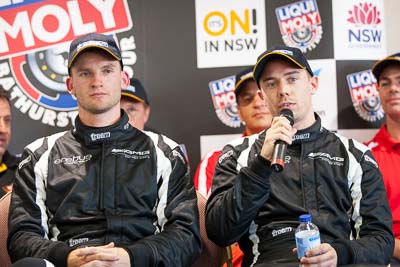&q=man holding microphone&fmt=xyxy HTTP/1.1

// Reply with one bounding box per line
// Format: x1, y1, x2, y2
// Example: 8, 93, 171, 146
205, 45, 393, 266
